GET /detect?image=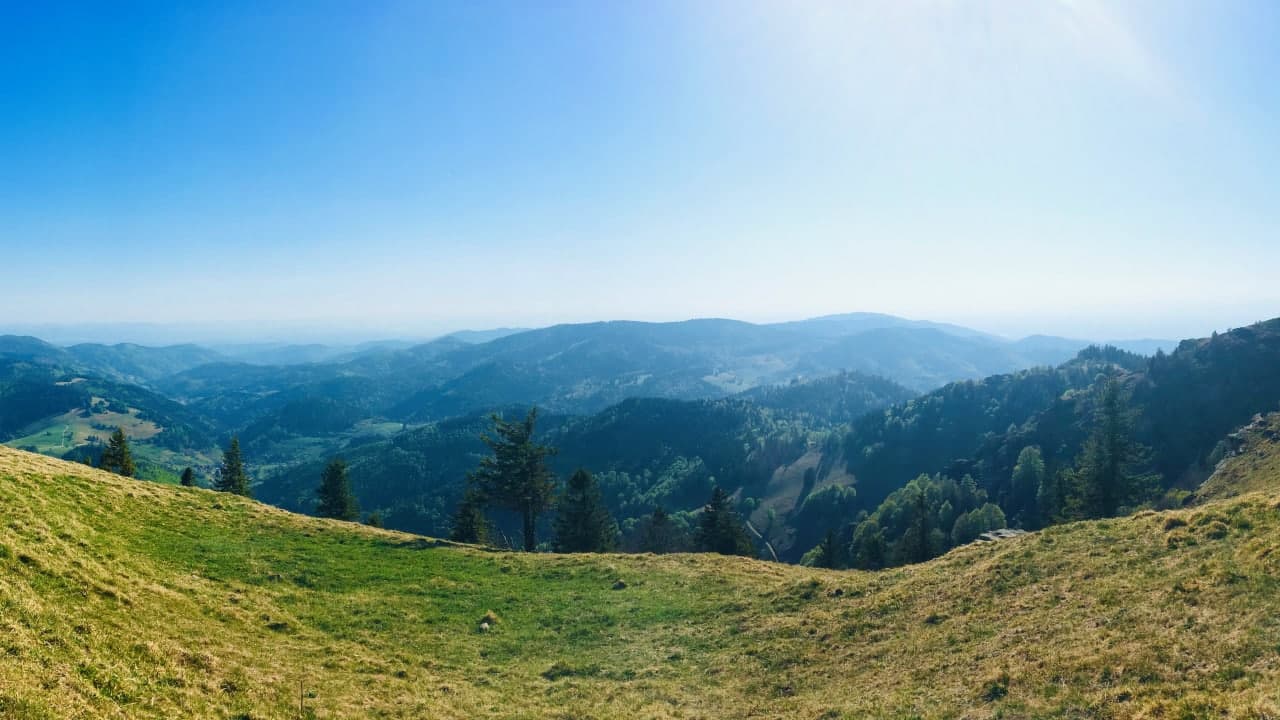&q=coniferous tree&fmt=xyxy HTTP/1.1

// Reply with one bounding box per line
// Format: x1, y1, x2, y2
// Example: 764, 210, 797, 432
896, 487, 933, 564
805, 529, 845, 568
694, 486, 754, 556
316, 458, 359, 521
214, 436, 251, 496
1009, 446, 1046, 527
365, 511, 384, 528
1069, 379, 1157, 519
552, 468, 618, 553
633, 506, 686, 554
99, 427, 136, 477
448, 488, 489, 544
180, 467, 196, 487
469, 408, 557, 552
1037, 469, 1067, 526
